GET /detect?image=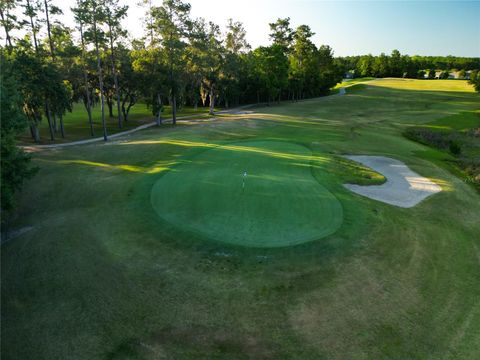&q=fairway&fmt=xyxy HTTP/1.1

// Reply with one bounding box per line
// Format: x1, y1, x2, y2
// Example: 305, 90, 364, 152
3, 79, 480, 359
151, 141, 343, 247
